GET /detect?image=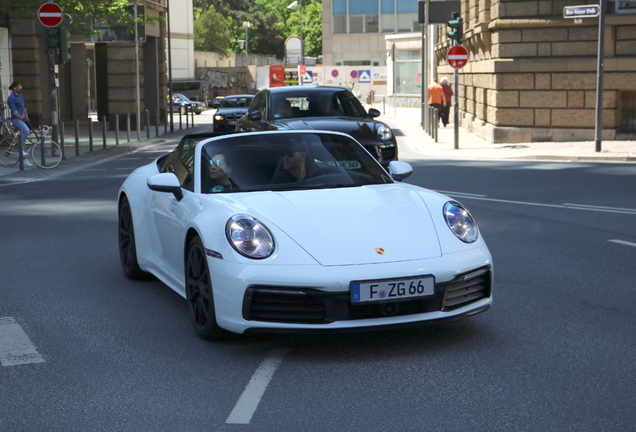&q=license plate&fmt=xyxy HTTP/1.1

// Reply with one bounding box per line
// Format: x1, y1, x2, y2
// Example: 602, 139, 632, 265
351, 276, 434, 303
228, 121, 237, 125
